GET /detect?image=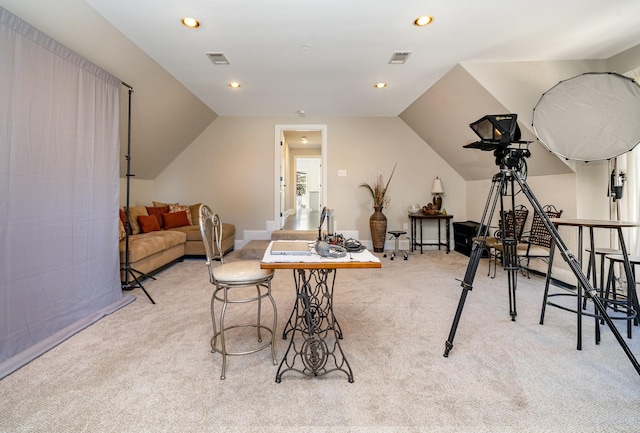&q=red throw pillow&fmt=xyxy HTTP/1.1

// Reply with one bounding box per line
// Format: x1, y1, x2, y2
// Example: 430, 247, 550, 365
163, 211, 190, 229
146, 206, 169, 228
137, 214, 161, 233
